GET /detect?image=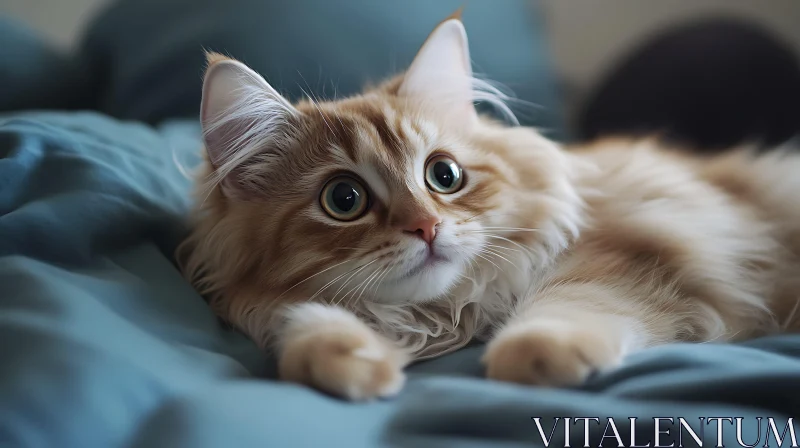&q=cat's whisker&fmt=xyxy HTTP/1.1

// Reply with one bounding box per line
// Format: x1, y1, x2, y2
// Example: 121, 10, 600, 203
457, 254, 481, 283
483, 248, 521, 272
346, 264, 383, 304
459, 212, 520, 224
331, 78, 340, 100
276, 257, 355, 300
484, 243, 520, 255
466, 258, 478, 280
297, 70, 323, 102
350, 265, 389, 308
296, 79, 341, 140
358, 267, 386, 305
369, 265, 393, 299
345, 264, 388, 308
308, 268, 358, 302
781, 298, 800, 331
479, 248, 518, 270
307, 269, 353, 302
478, 227, 540, 233
327, 99, 348, 134
481, 234, 535, 258
458, 212, 484, 224
331, 264, 374, 306
330, 259, 380, 306
323, 77, 348, 133
338, 273, 371, 308
453, 257, 477, 282
473, 252, 501, 271
310, 258, 376, 302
